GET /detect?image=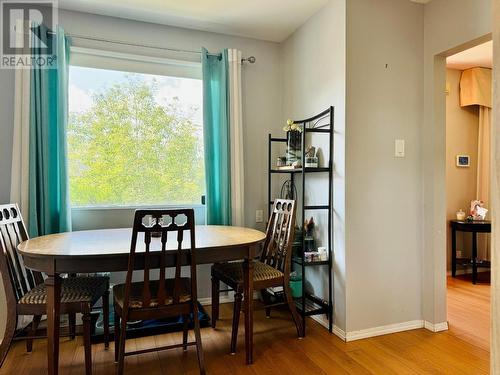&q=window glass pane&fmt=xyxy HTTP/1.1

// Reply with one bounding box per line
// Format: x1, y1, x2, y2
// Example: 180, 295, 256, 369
68, 65, 205, 207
